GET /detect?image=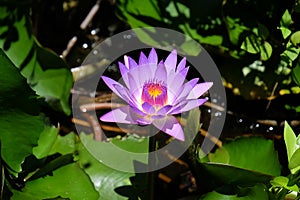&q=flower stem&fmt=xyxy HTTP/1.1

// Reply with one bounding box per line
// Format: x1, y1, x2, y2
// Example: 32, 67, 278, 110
148, 129, 157, 200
